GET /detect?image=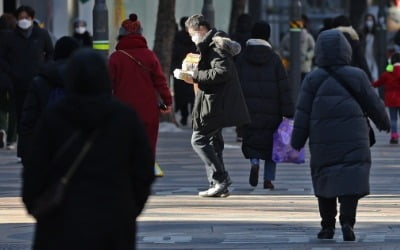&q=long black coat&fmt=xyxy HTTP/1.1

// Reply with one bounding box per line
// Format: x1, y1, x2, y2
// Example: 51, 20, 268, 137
171, 30, 197, 111
291, 30, 390, 198
0, 26, 53, 91
22, 95, 155, 250
192, 29, 250, 131
236, 39, 294, 160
